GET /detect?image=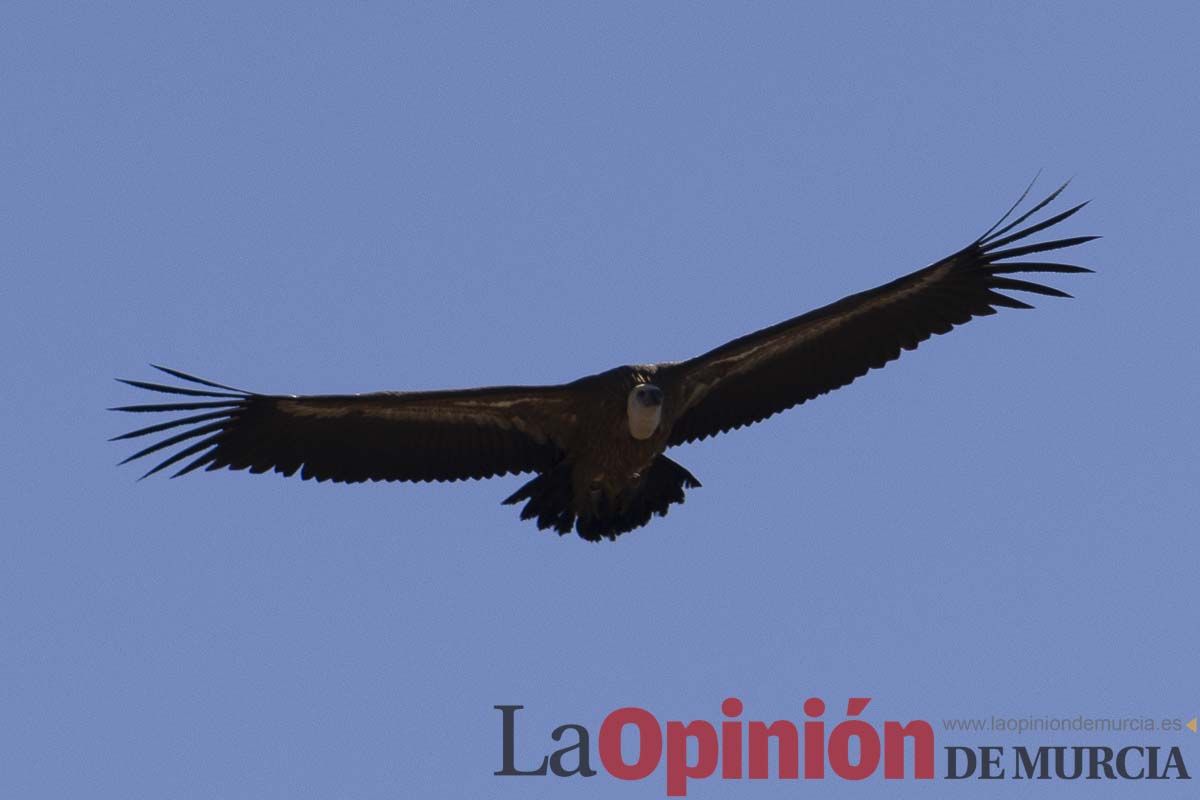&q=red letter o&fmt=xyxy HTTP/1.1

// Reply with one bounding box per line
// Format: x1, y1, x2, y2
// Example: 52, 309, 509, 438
599, 707, 663, 780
